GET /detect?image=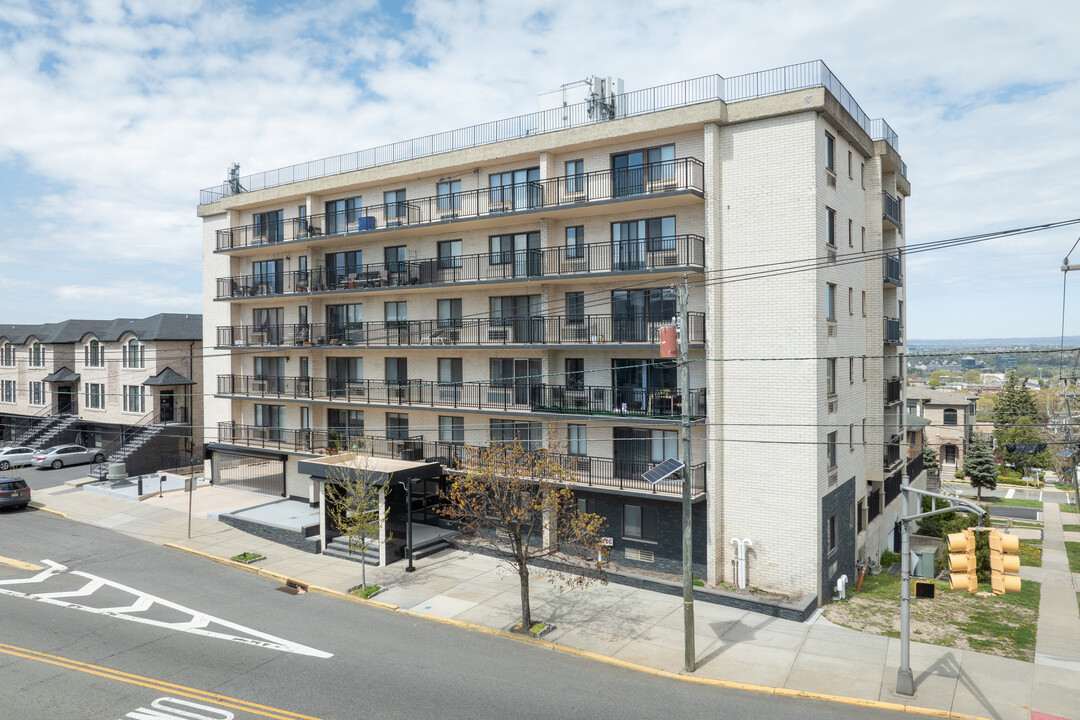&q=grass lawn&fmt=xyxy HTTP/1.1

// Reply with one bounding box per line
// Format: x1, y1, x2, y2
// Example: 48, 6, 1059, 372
823, 572, 1041, 661
1063, 524, 1080, 533
1059, 503, 1079, 515
1019, 539, 1042, 567
1010, 521, 1045, 529
1066, 542, 1080, 574
980, 498, 1044, 509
